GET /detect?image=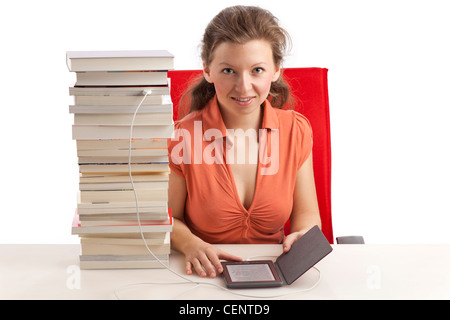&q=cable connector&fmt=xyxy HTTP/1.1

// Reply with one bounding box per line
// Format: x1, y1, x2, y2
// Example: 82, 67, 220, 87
142, 89, 152, 96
